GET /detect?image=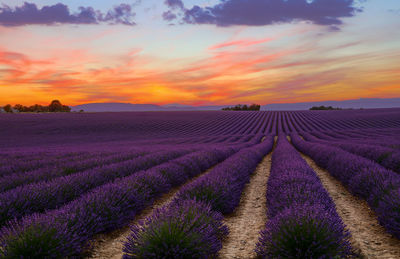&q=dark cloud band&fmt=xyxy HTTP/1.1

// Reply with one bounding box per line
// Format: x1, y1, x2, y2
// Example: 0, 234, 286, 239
0, 2, 136, 26
164, 0, 359, 27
